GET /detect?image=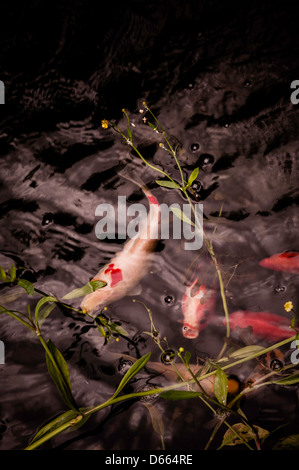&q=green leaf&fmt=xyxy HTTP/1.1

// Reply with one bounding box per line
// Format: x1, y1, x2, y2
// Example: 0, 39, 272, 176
38, 303, 57, 326
171, 207, 195, 226
155, 179, 180, 189
108, 323, 129, 337
35, 296, 57, 326
111, 352, 151, 400
273, 434, 299, 450
160, 390, 203, 401
214, 367, 228, 406
228, 345, 265, 359
17, 279, 35, 296
45, 339, 78, 411
0, 266, 7, 282
62, 280, 107, 300
291, 316, 296, 328
9, 264, 16, 282
143, 403, 164, 439
273, 373, 299, 385
219, 423, 269, 449
29, 409, 78, 445
184, 351, 191, 367
187, 167, 199, 187
127, 125, 133, 141
147, 122, 157, 130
